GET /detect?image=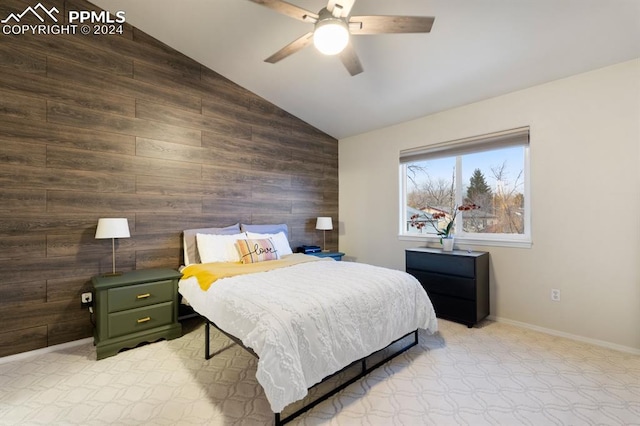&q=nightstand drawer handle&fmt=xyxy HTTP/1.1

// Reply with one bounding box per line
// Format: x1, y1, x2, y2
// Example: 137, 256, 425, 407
137, 317, 151, 324
136, 293, 151, 299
